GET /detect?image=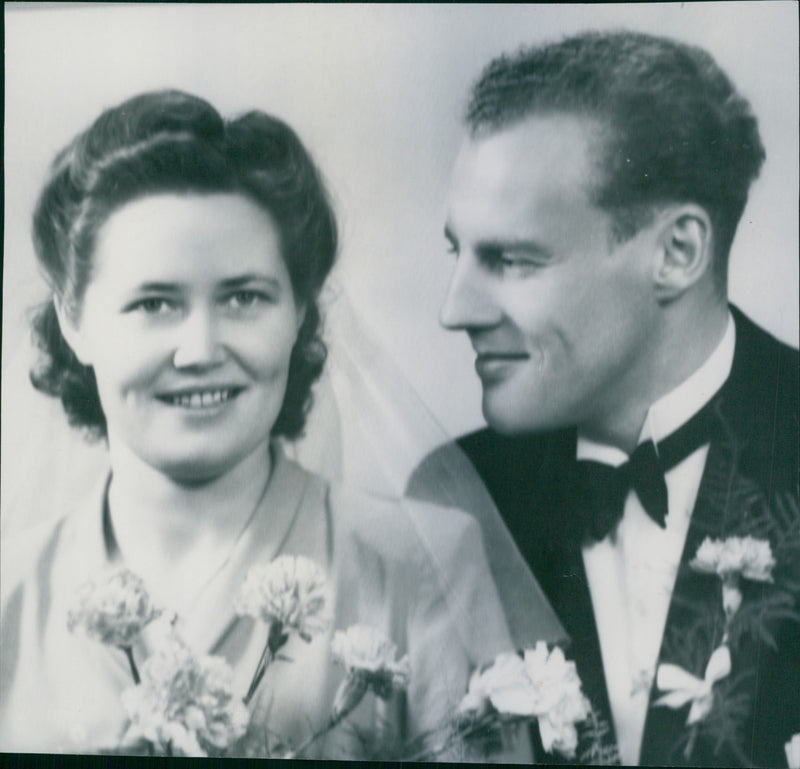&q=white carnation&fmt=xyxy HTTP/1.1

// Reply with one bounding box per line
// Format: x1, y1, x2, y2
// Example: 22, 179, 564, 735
524, 642, 590, 759
67, 566, 161, 647
235, 555, 328, 641
690, 536, 775, 582
331, 625, 410, 700
121, 633, 249, 756
456, 644, 589, 760
459, 652, 535, 717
